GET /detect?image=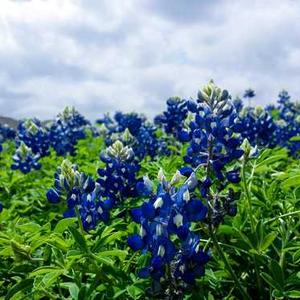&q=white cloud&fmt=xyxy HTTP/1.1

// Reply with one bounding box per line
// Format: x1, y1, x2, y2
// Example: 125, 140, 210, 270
0, 0, 300, 121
